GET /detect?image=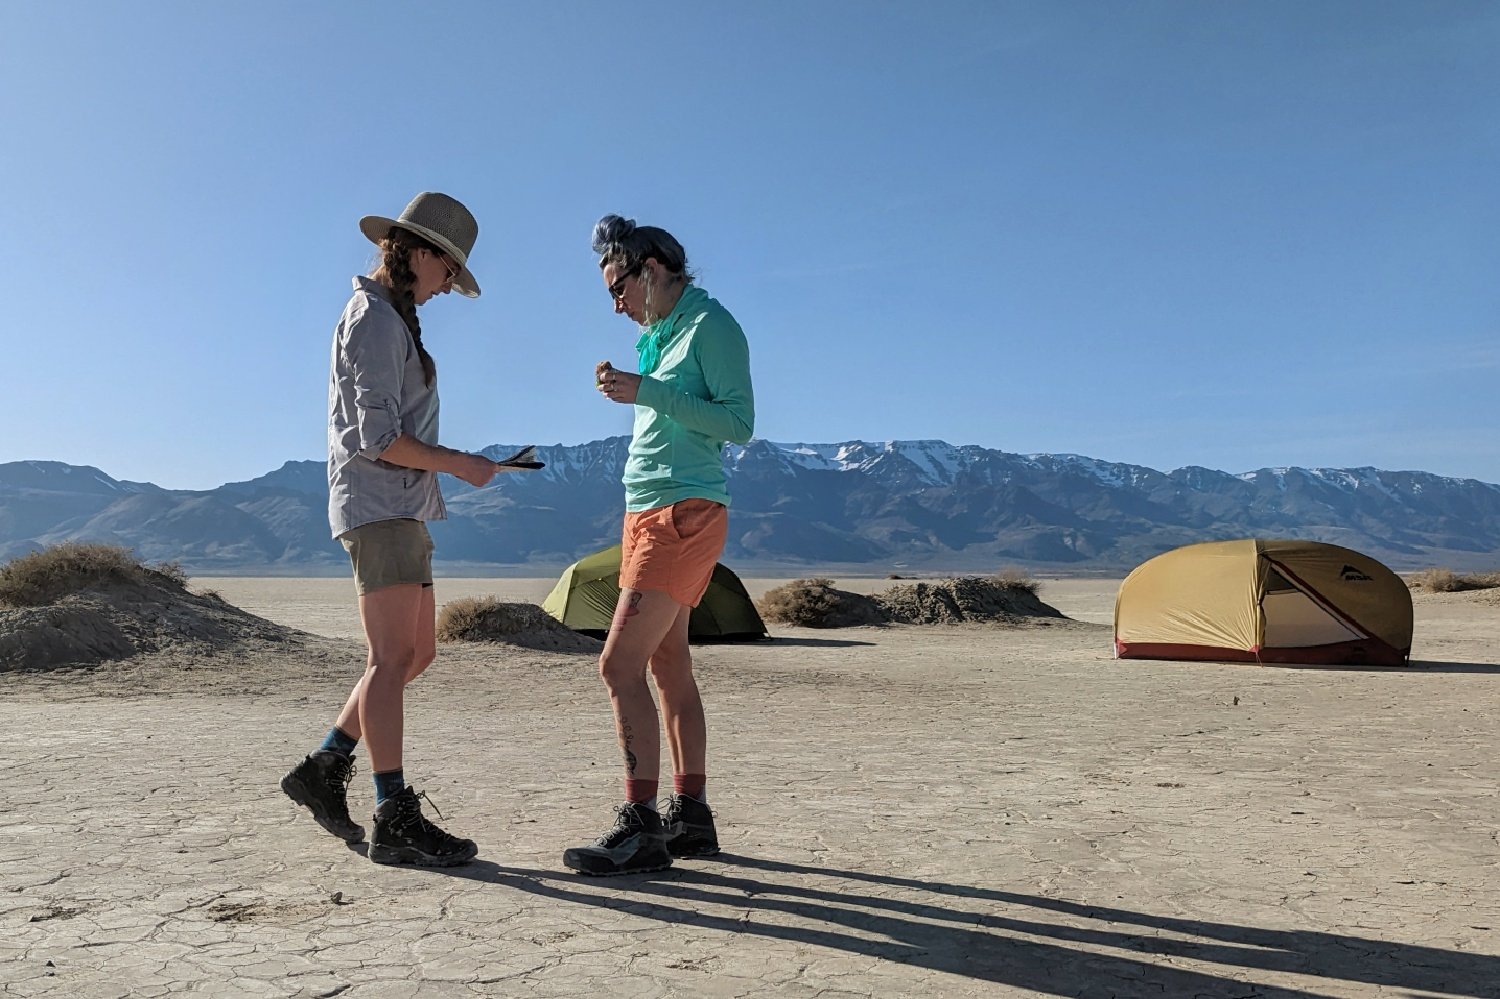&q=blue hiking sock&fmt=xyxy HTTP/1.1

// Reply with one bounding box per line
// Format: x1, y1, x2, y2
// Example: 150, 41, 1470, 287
373, 769, 406, 805
318, 726, 359, 758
